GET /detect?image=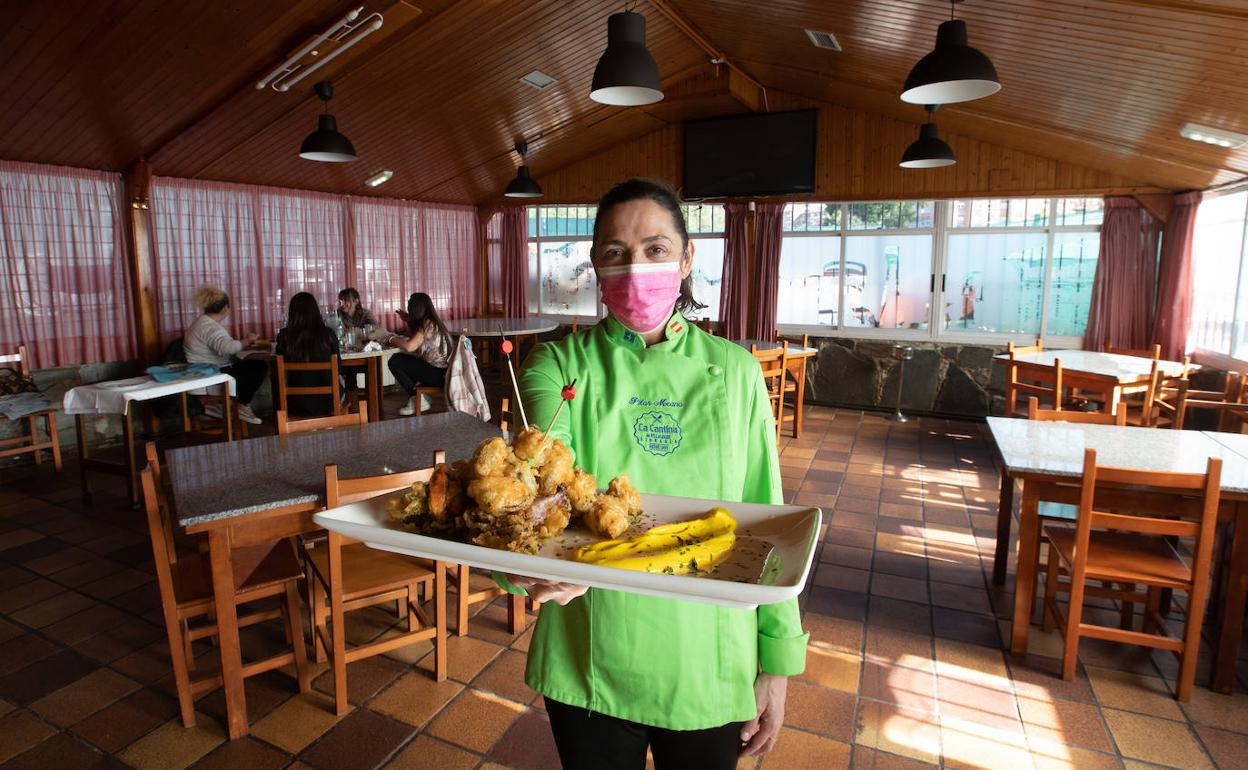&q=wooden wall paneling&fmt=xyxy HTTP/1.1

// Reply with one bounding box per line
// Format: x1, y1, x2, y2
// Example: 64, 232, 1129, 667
123, 160, 159, 365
